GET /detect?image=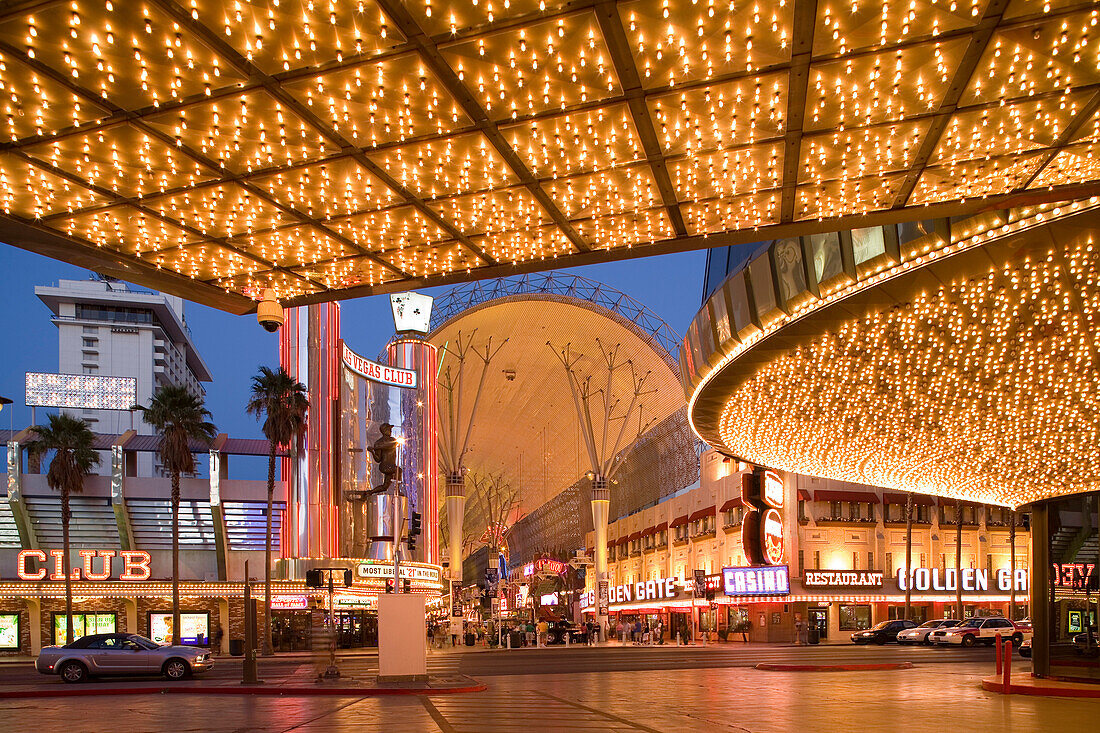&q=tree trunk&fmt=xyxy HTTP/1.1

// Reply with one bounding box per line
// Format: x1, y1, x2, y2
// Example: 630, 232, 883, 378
955, 499, 964, 620
1009, 509, 1017, 620
263, 444, 275, 656
62, 487, 73, 645
904, 491, 913, 621
172, 472, 181, 647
